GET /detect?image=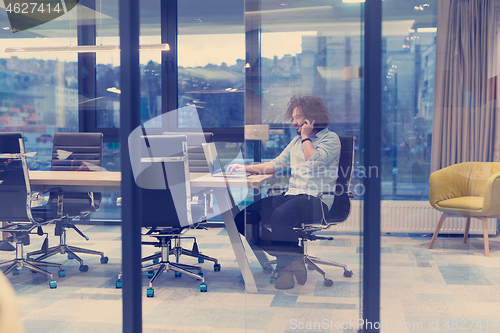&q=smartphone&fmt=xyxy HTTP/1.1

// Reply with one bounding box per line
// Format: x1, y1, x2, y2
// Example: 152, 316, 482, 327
300, 120, 309, 127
